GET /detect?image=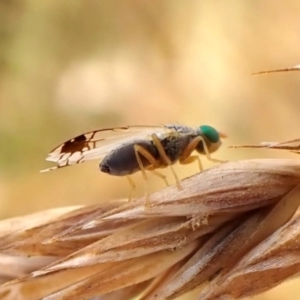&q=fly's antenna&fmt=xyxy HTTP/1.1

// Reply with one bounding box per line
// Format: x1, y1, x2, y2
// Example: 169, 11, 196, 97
219, 131, 228, 139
